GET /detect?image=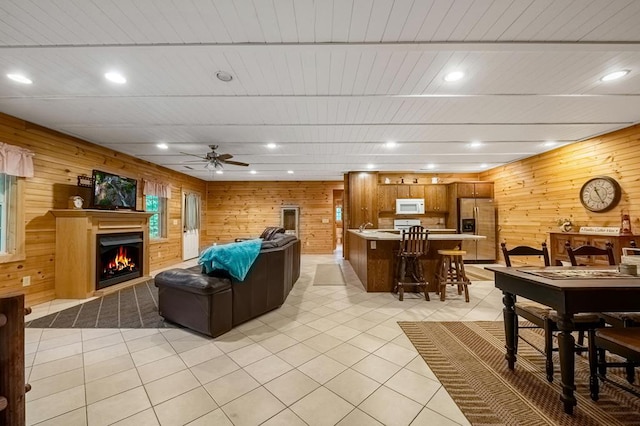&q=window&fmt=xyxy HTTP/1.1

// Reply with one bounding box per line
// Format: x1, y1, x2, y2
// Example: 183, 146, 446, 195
335, 207, 342, 221
0, 173, 25, 263
145, 195, 167, 239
